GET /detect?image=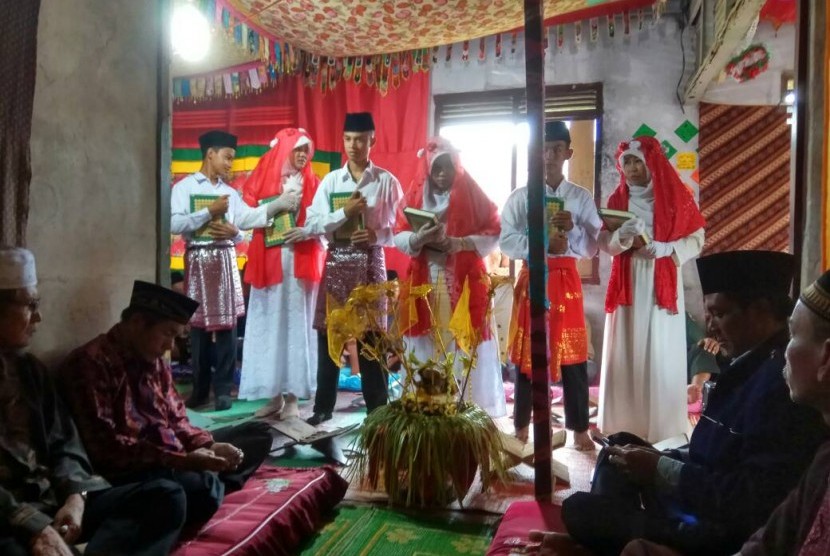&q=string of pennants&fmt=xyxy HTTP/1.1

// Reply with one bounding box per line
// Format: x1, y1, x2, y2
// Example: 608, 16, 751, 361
174, 1, 664, 103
